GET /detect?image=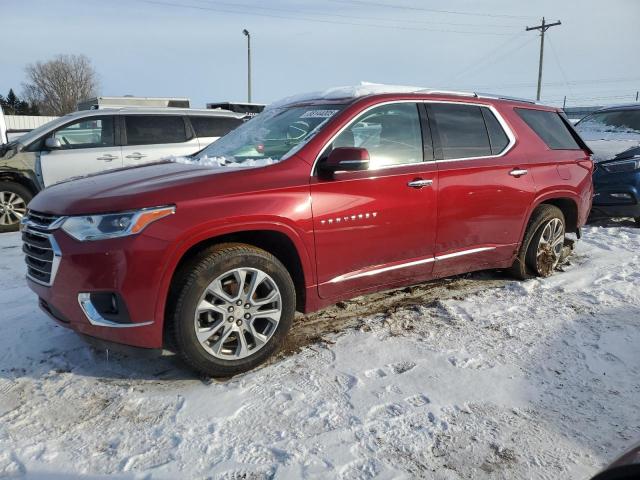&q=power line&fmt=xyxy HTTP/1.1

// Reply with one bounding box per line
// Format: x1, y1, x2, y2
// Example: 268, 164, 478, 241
446, 32, 526, 83
197, 0, 522, 30
329, 0, 537, 20
458, 76, 640, 90
138, 0, 518, 35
